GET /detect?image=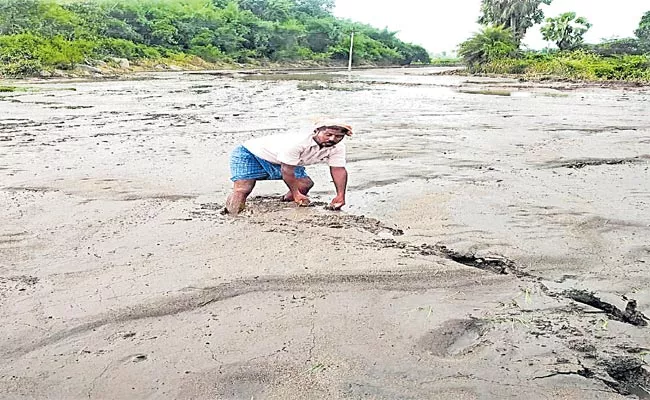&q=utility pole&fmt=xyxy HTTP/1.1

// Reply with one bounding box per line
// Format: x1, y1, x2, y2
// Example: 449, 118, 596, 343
348, 31, 354, 72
